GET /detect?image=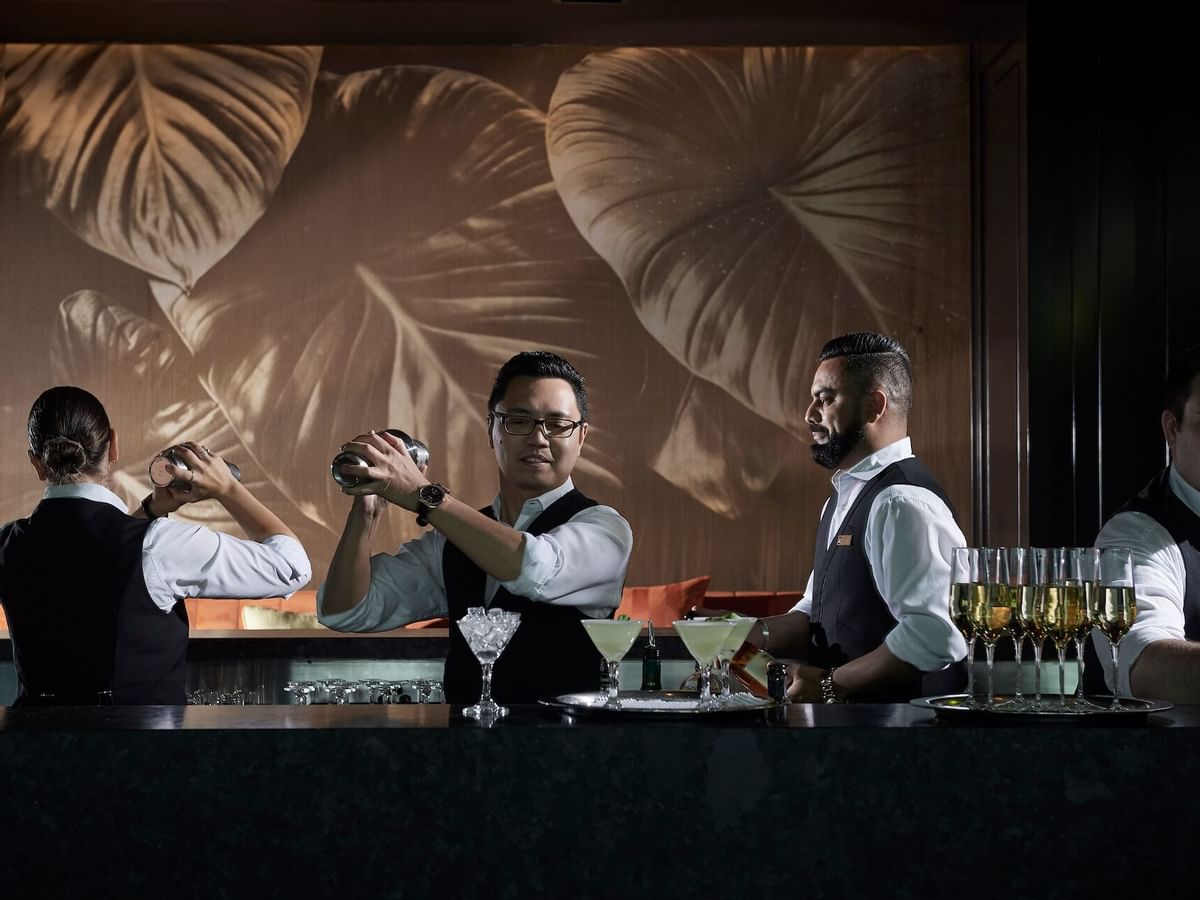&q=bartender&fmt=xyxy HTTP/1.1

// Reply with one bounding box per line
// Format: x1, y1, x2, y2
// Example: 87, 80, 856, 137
745, 333, 967, 702
317, 351, 633, 703
0, 386, 311, 705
